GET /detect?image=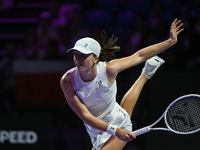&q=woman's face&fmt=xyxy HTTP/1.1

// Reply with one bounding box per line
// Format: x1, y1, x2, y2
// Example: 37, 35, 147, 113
73, 50, 98, 72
